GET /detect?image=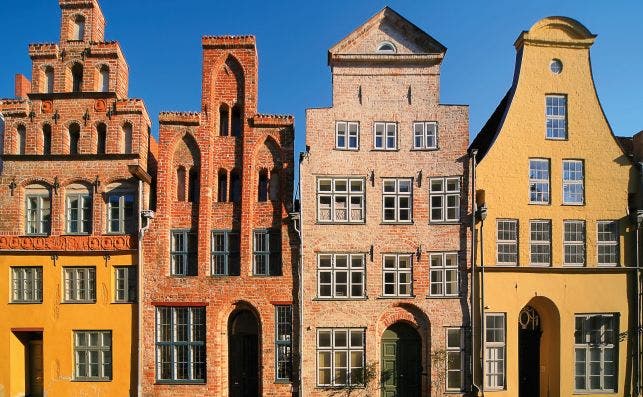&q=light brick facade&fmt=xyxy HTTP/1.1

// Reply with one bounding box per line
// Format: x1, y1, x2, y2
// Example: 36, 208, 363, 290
140, 36, 298, 397
300, 8, 471, 397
